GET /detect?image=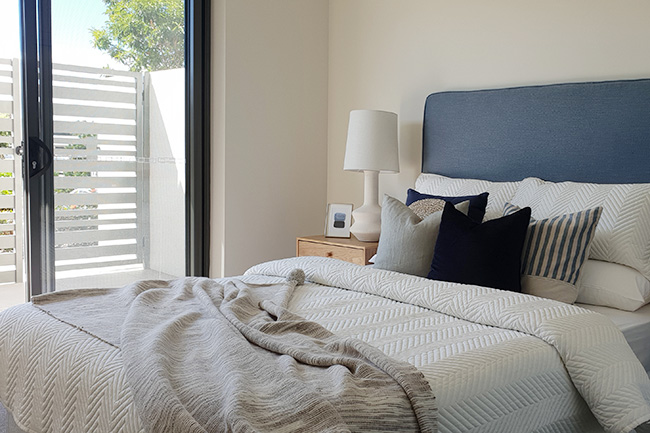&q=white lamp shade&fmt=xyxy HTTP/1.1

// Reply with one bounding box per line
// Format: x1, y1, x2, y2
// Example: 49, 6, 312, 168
344, 110, 399, 173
